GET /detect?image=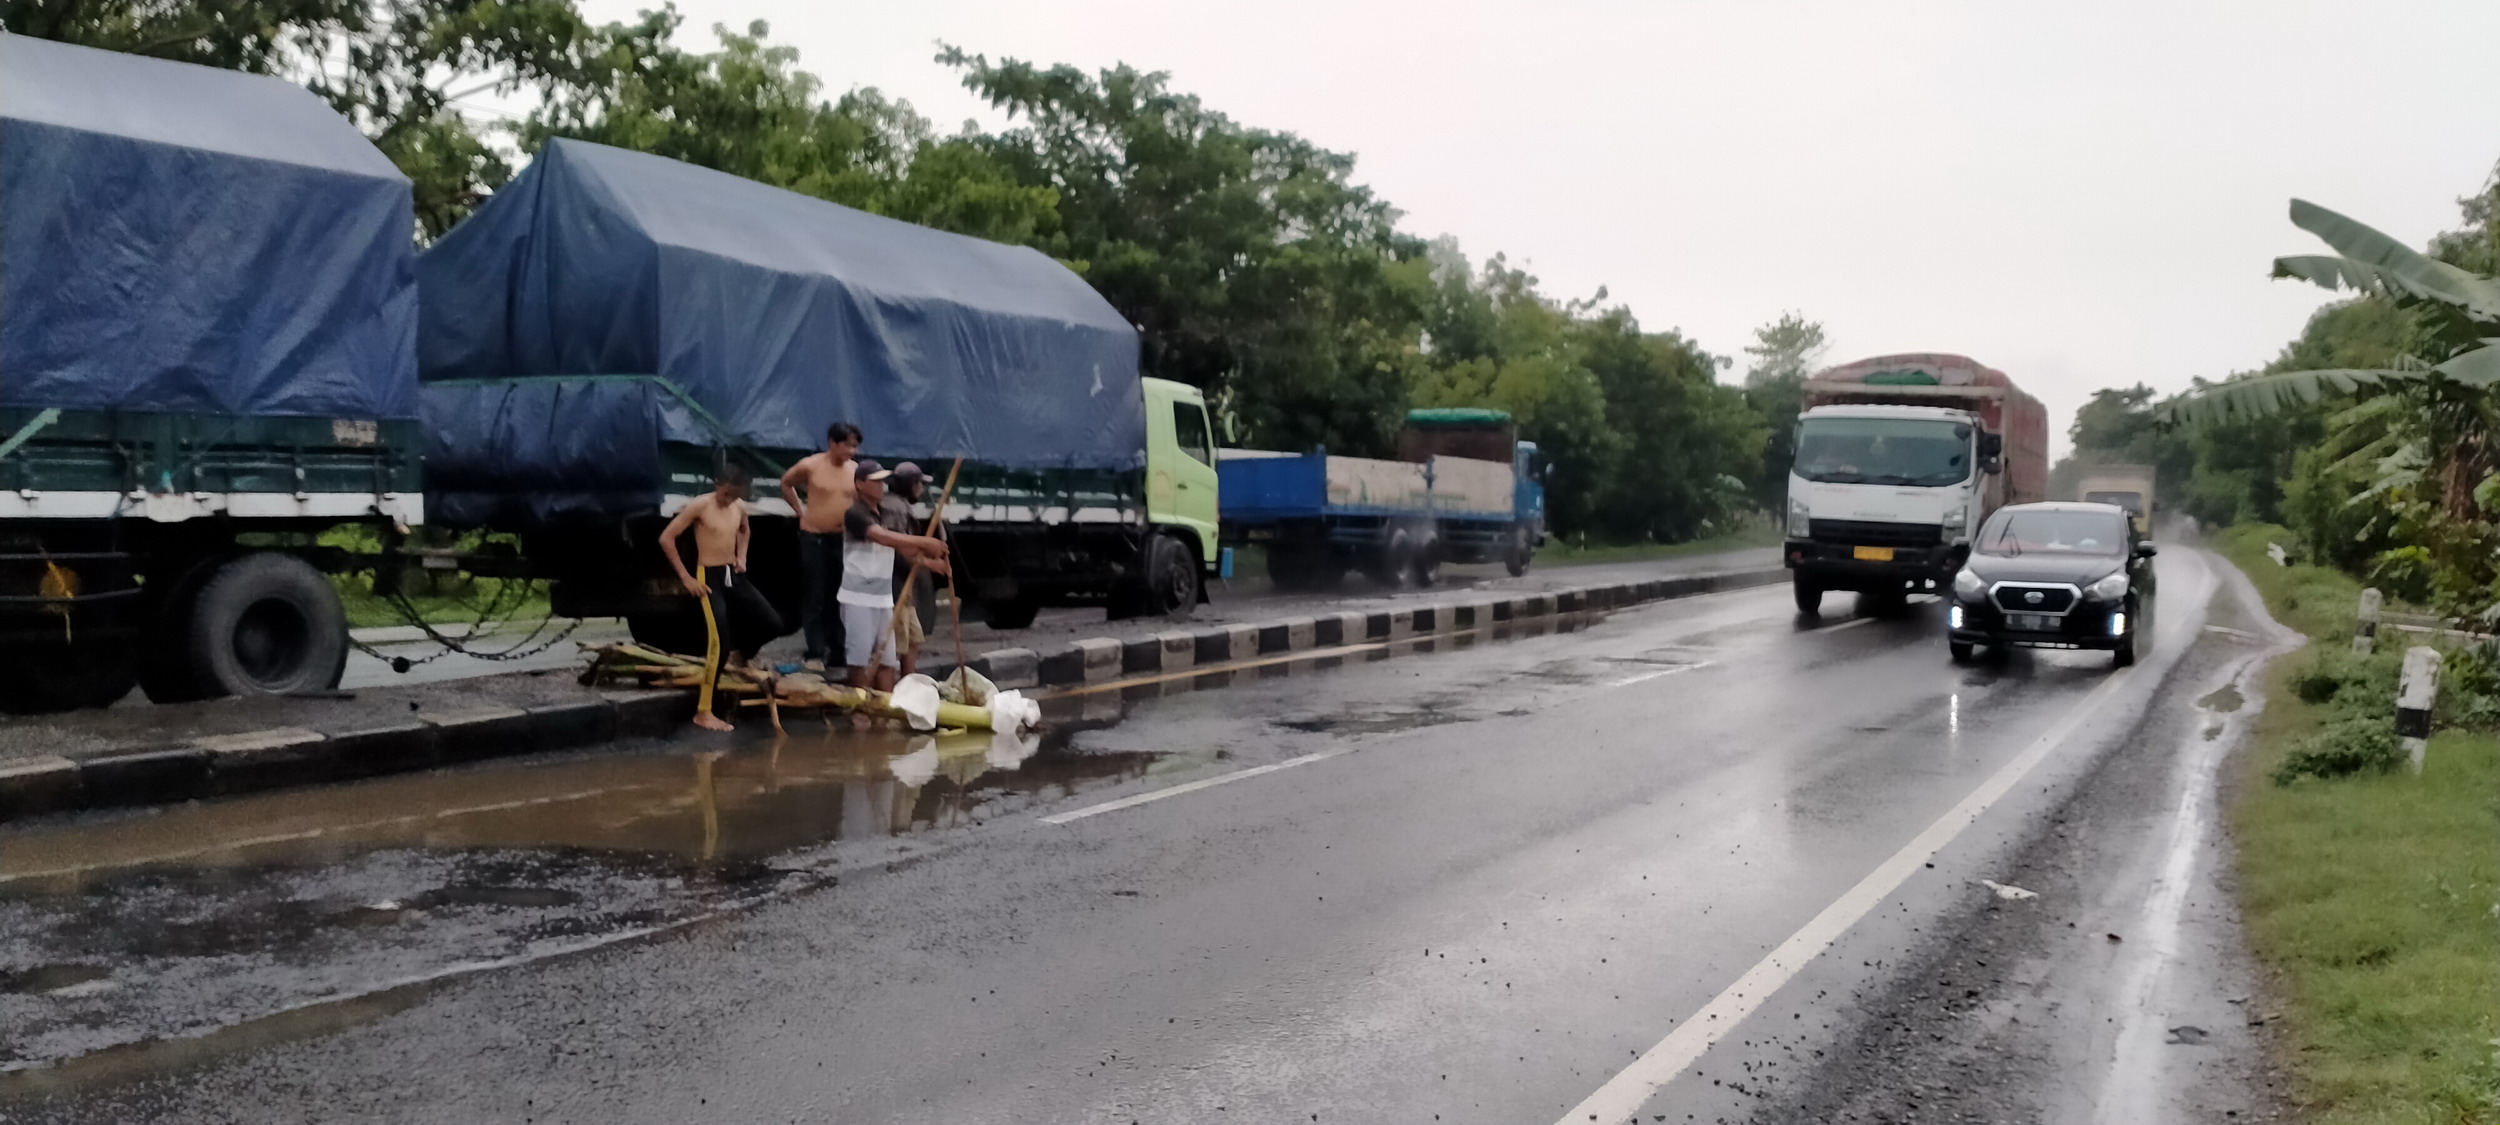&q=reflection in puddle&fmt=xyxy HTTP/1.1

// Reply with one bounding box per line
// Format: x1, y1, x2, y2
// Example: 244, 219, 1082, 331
0, 723, 1162, 1079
